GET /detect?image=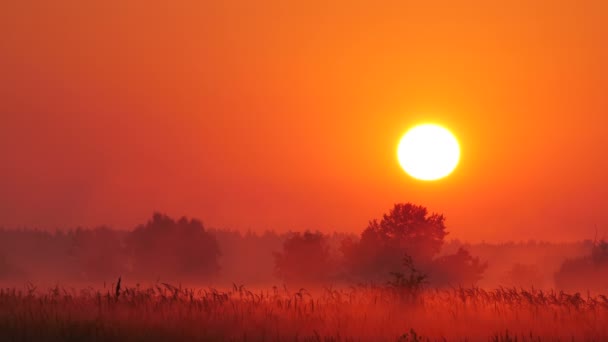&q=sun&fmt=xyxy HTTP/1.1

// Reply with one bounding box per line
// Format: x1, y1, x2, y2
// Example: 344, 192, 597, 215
397, 123, 460, 181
